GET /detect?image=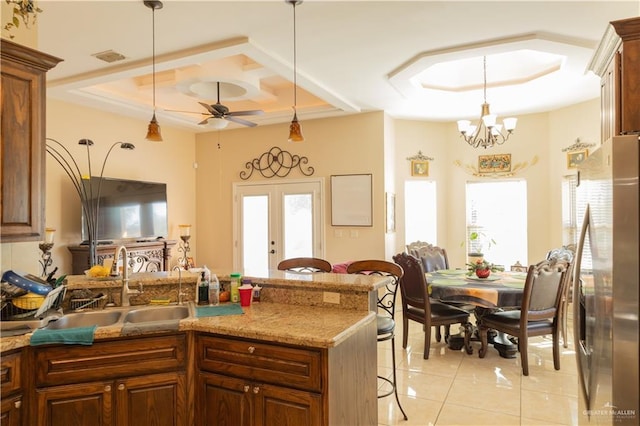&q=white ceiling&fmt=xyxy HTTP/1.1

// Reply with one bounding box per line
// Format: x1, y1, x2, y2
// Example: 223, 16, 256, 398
36, 1, 639, 132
